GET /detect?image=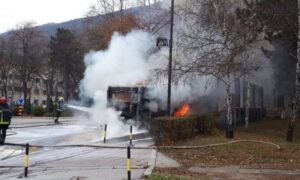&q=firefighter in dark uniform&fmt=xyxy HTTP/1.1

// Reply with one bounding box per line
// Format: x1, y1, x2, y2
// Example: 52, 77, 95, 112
54, 96, 64, 124
0, 97, 12, 145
